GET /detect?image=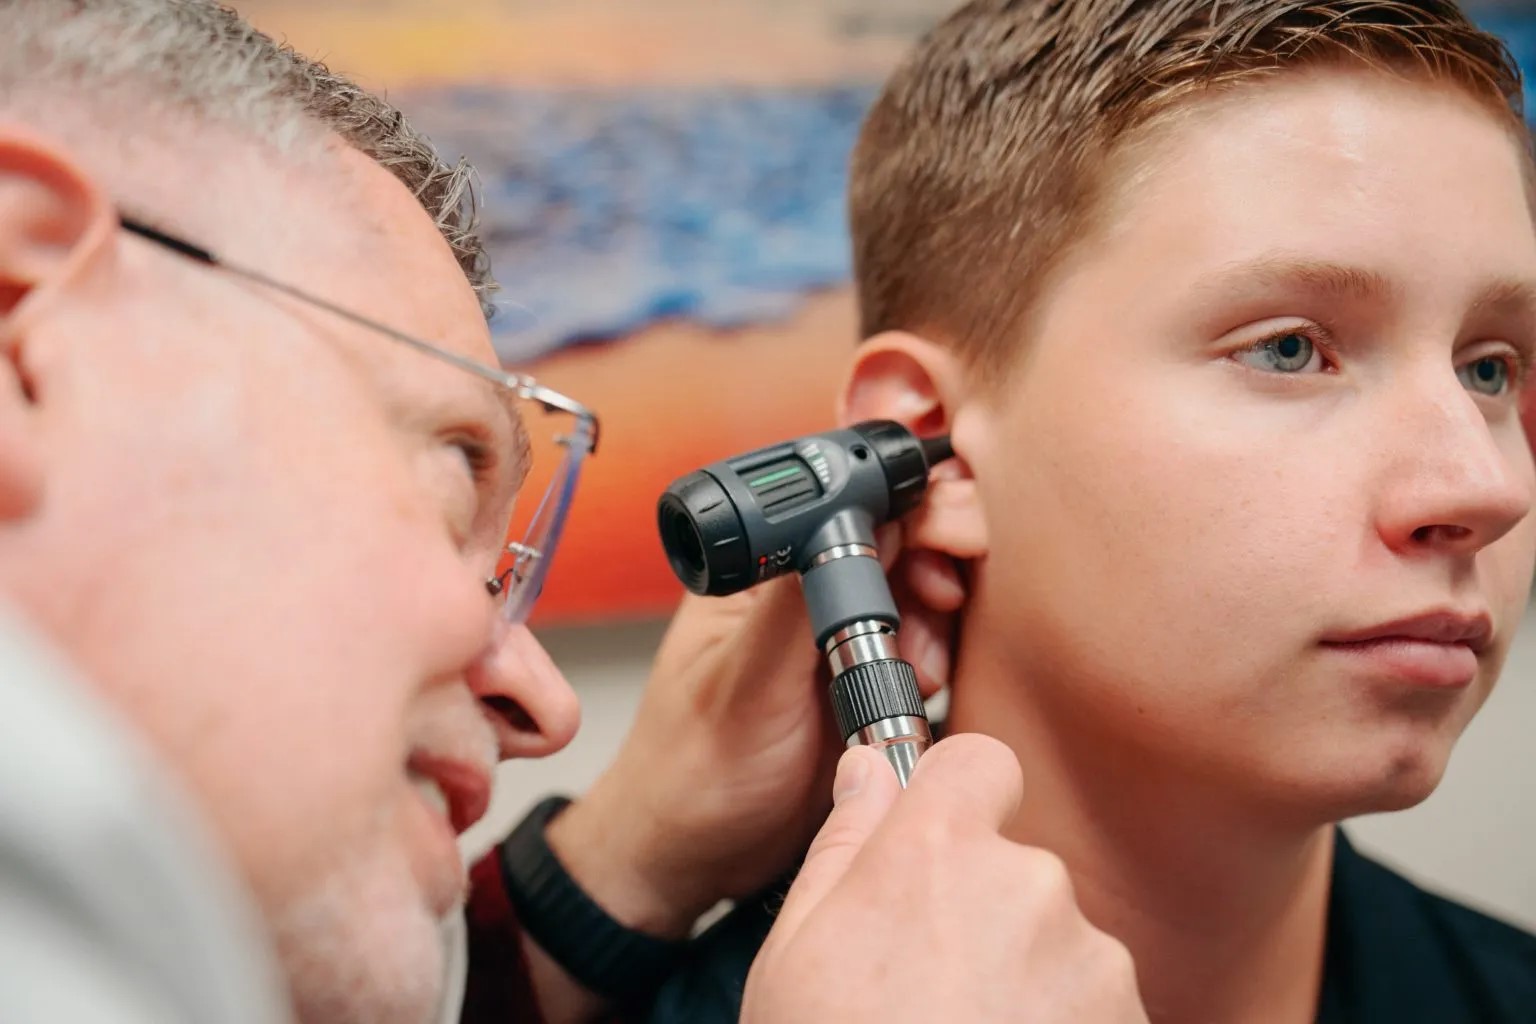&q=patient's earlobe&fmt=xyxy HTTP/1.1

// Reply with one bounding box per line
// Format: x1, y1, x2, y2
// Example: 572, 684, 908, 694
839, 332, 990, 561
